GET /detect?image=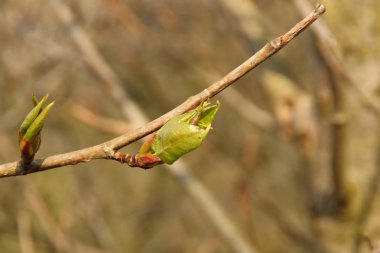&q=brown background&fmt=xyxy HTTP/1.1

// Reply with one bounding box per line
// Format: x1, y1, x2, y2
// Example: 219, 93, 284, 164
0, 0, 379, 252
